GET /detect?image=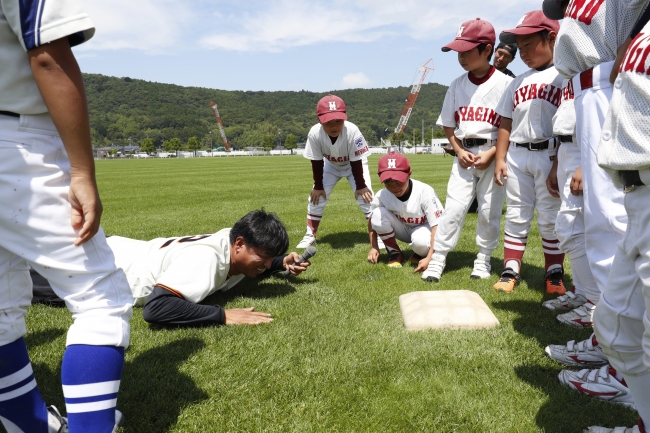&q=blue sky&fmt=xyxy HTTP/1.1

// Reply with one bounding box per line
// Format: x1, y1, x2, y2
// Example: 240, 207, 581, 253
76, 0, 544, 92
